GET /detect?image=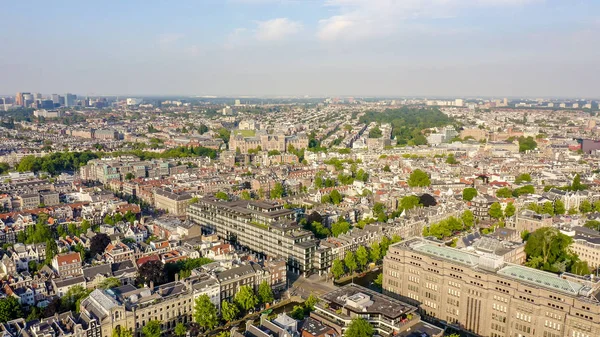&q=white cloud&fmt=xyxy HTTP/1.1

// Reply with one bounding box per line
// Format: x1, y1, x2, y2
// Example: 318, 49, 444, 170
255, 18, 303, 41
318, 0, 542, 41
